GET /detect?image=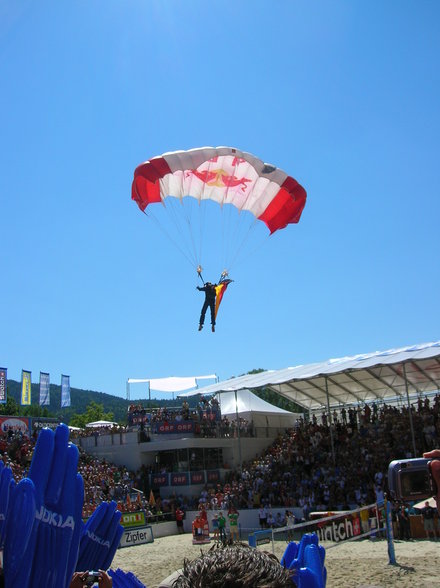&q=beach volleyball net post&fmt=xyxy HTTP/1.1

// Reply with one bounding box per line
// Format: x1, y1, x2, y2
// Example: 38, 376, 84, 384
249, 503, 394, 562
